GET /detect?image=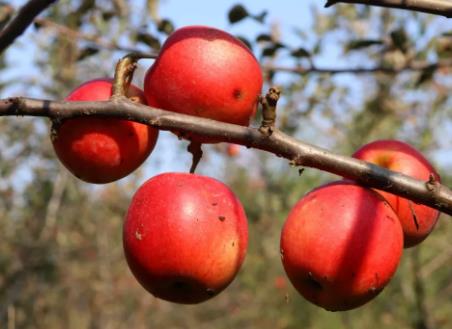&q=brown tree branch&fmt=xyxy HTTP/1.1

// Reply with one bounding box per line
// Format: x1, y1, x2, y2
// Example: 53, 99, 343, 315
1, 96, 452, 216
0, 0, 58, 54
325, 0, 452, 18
